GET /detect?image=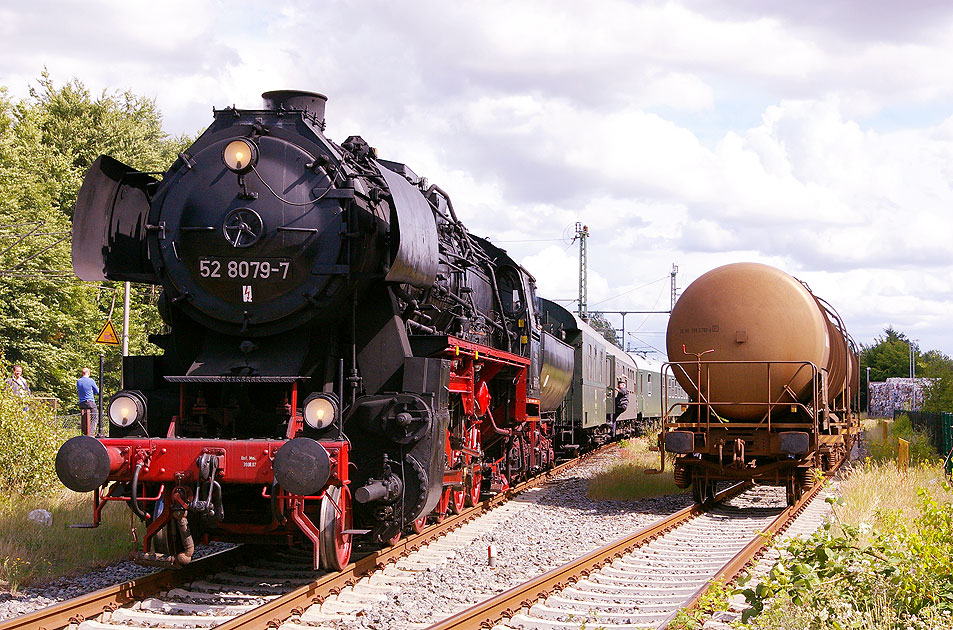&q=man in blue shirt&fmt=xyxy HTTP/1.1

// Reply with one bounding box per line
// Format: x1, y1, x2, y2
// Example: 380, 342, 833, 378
77, 367, 100, 435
